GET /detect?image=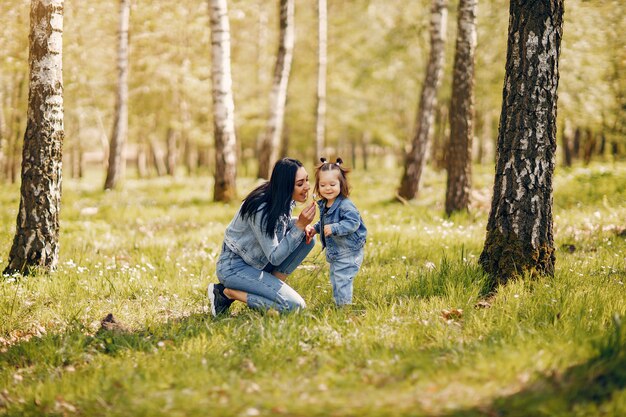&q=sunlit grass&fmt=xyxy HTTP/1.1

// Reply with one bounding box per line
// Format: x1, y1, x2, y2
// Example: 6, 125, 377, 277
0, 161, 625, 416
